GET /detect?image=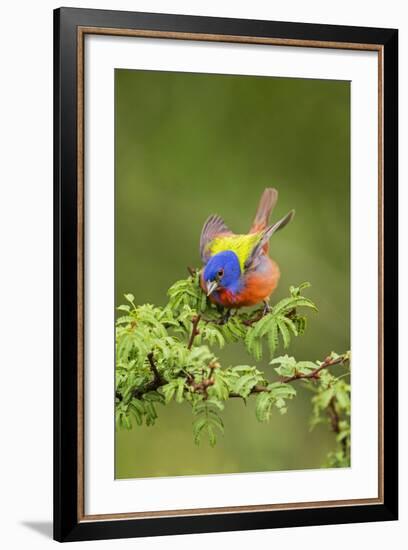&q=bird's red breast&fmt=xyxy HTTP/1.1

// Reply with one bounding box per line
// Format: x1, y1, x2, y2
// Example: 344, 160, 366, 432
201, 256, 280, 308
232, 258, 280, 307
